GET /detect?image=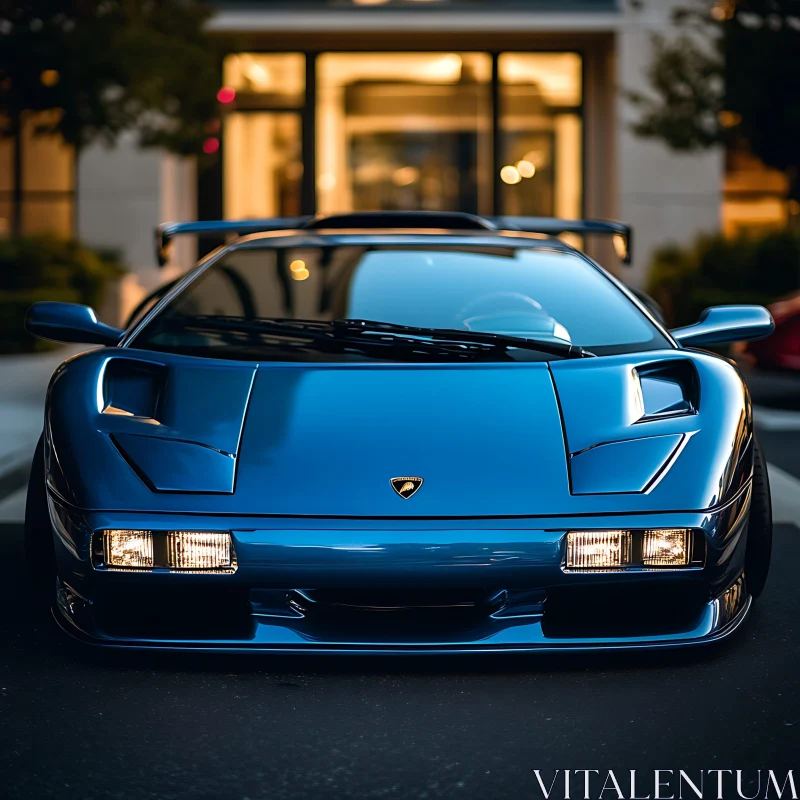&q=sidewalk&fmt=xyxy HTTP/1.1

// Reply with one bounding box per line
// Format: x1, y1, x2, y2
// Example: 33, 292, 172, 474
0, 345, 89, 497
